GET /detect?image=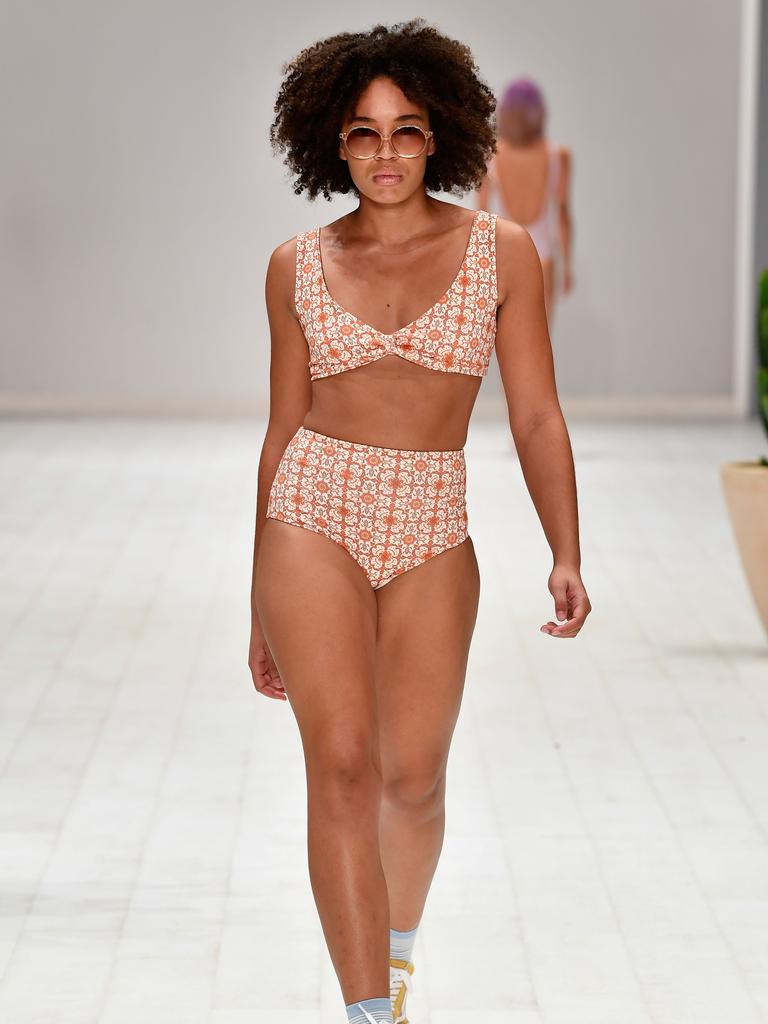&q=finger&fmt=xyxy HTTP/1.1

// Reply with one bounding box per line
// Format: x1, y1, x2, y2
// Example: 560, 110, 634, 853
253, 676, 288, 700
264, 686, 288, 700
266, 658, 285, 691
550, 586, 569, 622
252, 669, 277, 692
260, 686, 288, 700
250, 653, 268, 674
265, 665, 285, 690
555, 604, 588, 632
569, 595, 591, 619
540, 617, 581, 637
556, 616, 583, 635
